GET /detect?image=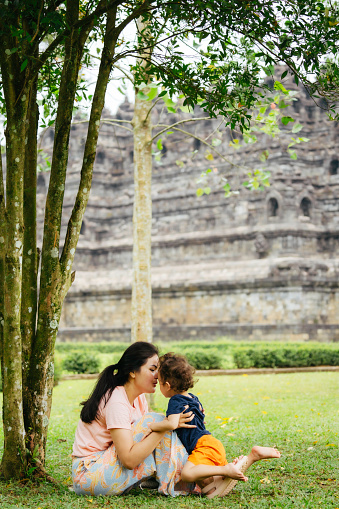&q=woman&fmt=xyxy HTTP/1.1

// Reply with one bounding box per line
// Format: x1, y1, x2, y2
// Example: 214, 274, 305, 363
72, 342, 196, 496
